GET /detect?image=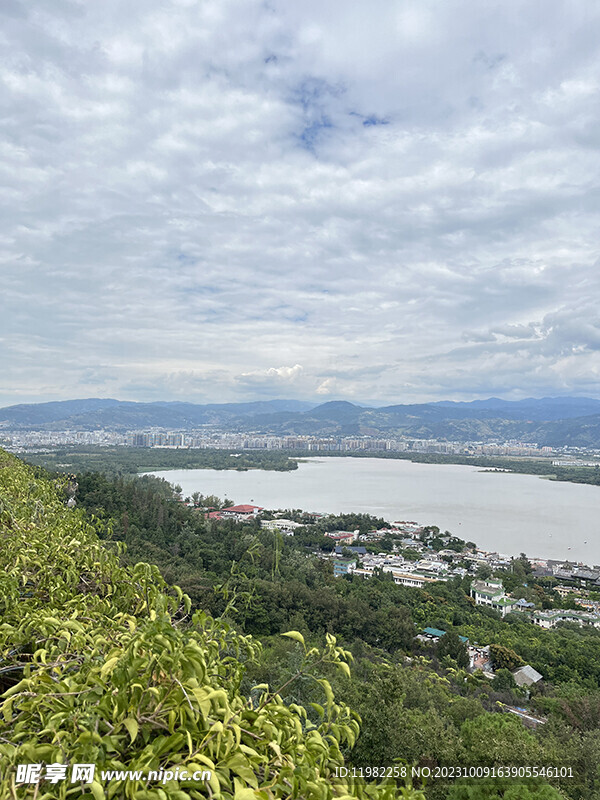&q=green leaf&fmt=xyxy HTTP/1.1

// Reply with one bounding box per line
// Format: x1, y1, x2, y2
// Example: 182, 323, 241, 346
2, 699, 13, 722
338, 661, 351, 678
100, 656, 120, 679
89, 781, 106, 800
2, 678, 30, 698
319, 679, 334, 710
234, 781, 259, 800
123, 716, 139, 743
